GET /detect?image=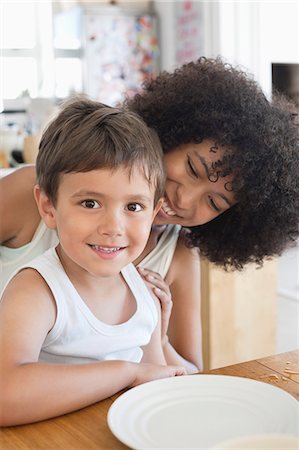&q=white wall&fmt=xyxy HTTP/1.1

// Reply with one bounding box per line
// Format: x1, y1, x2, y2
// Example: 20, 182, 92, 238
214, 0, 299, 96
154, 1, 299, 90
257, 1, 299, 96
